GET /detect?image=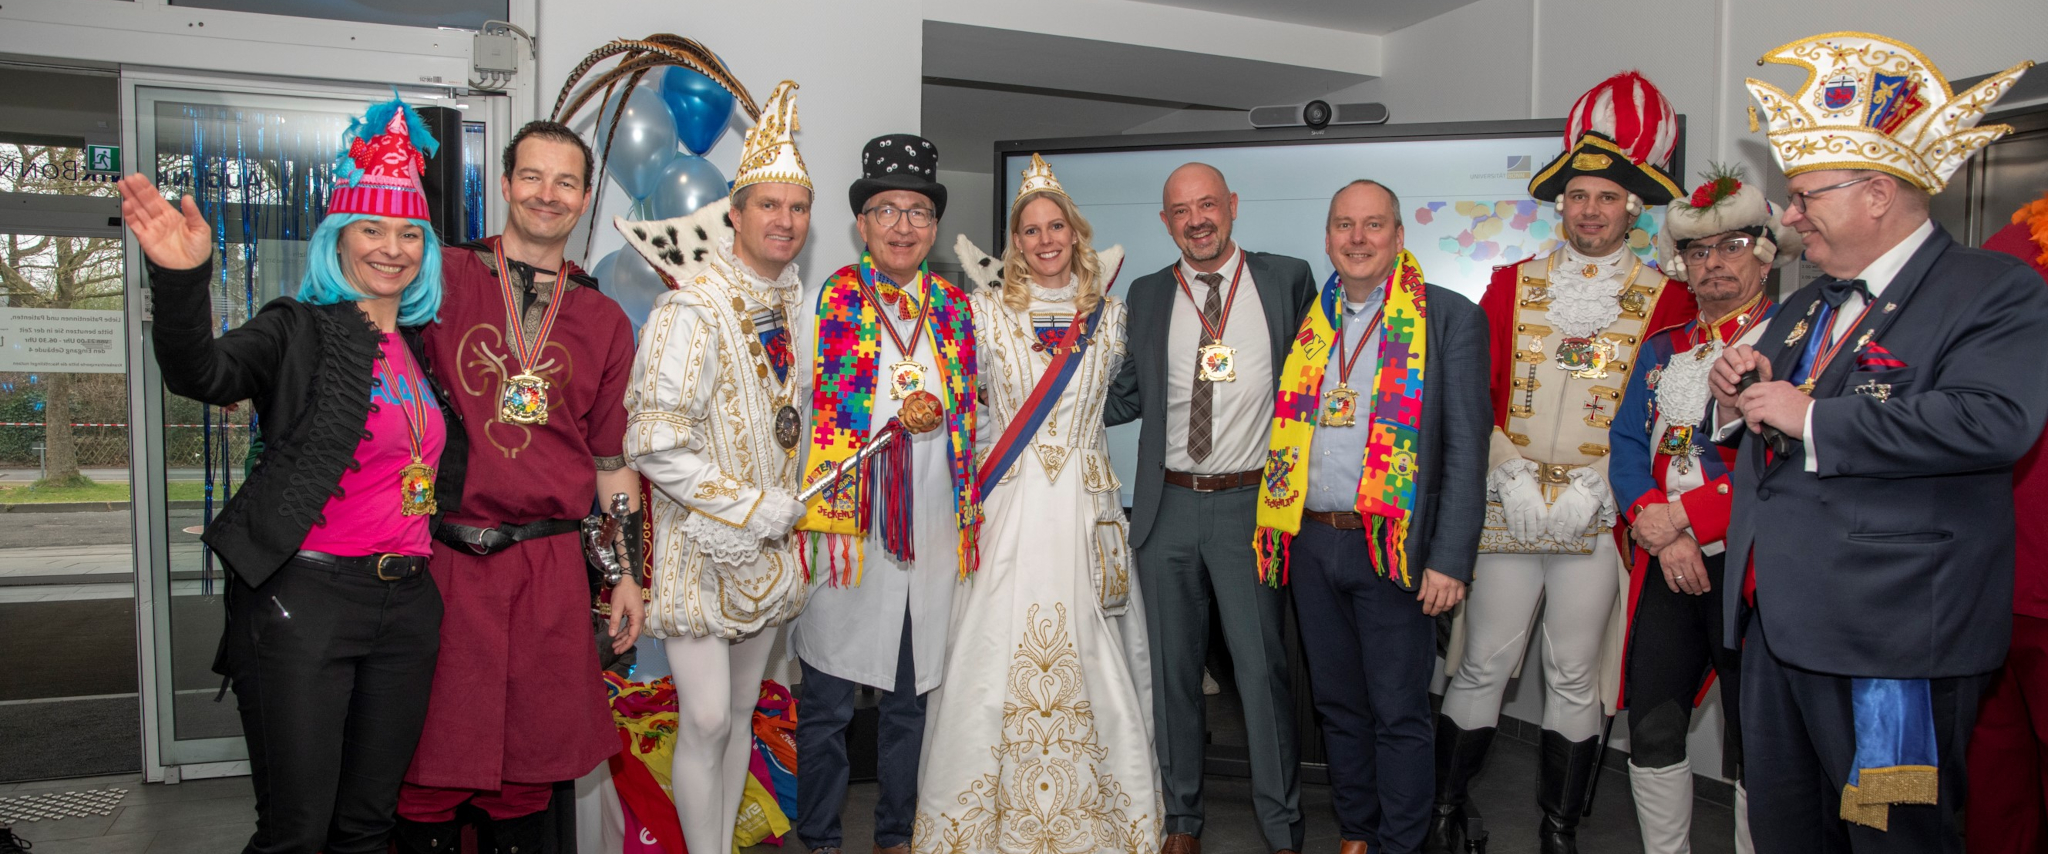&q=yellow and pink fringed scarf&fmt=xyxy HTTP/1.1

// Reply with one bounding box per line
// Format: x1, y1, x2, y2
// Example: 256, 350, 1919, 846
1254, 249, 1429, 587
